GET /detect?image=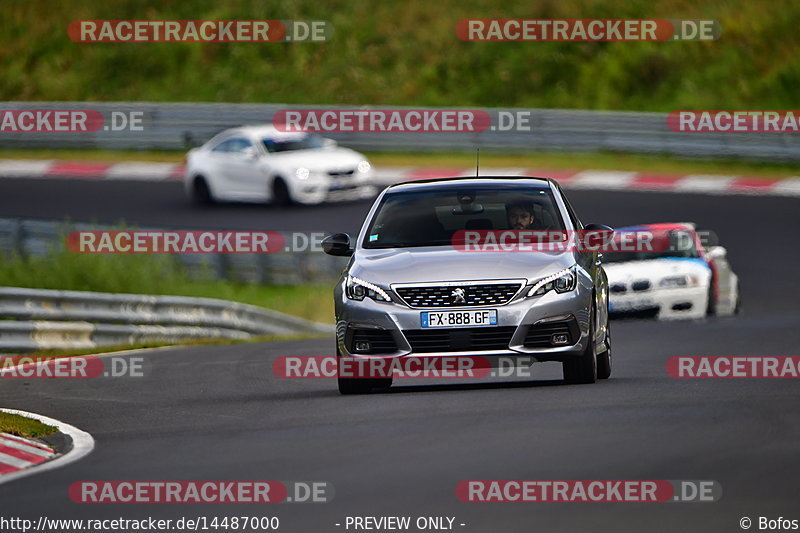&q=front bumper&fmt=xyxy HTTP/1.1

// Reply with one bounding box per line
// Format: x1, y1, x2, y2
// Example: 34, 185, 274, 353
609, 286, 707, 320
293, 172, 376, 204
334, 280, 594, 363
